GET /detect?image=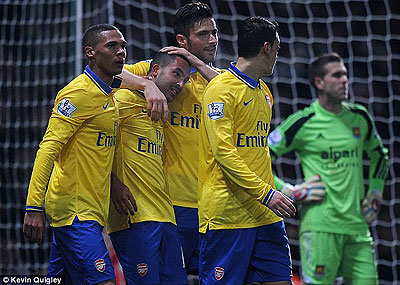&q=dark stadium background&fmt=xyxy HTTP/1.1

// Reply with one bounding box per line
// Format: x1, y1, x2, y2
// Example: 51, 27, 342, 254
1, 0, 399, 284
